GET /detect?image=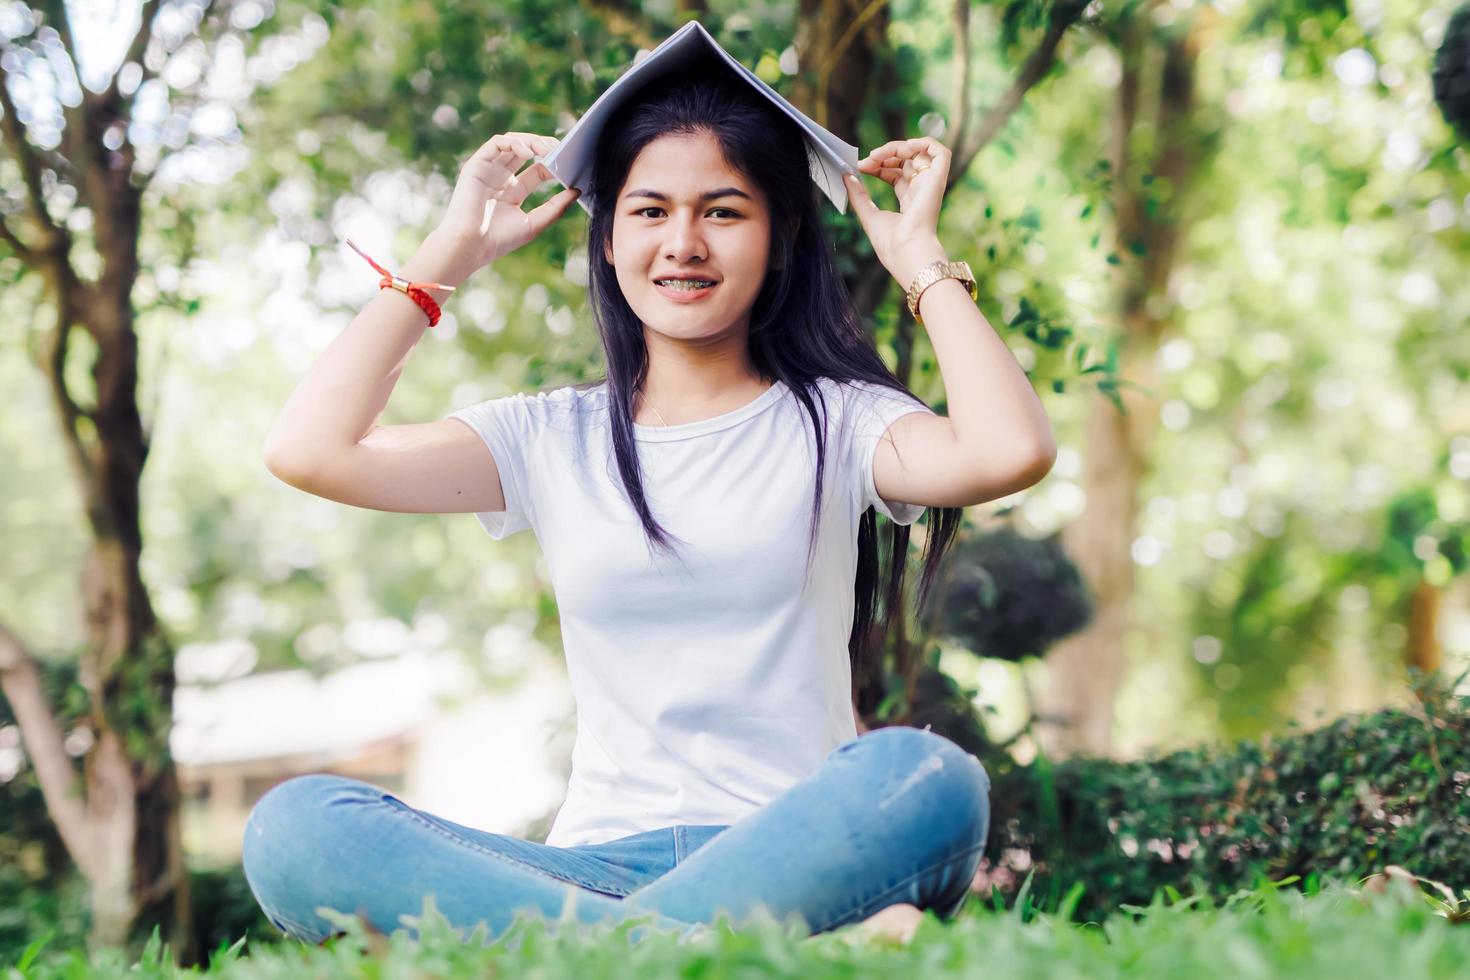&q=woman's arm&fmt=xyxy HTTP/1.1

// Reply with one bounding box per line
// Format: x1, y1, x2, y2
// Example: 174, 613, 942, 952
262, 230, 477, 481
